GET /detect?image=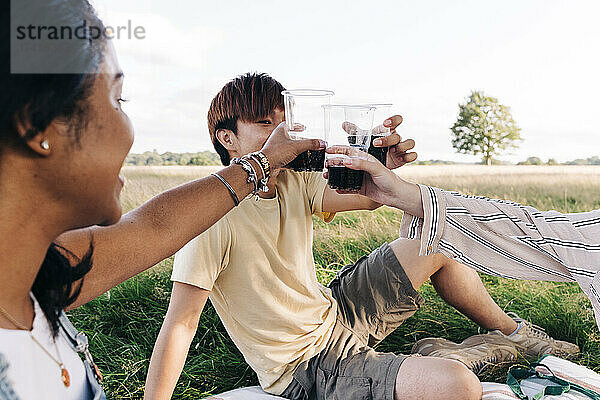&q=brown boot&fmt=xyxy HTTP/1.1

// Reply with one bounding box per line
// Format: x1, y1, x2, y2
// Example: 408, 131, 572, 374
462, 313, 580, 359
411, 337, 518, 375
